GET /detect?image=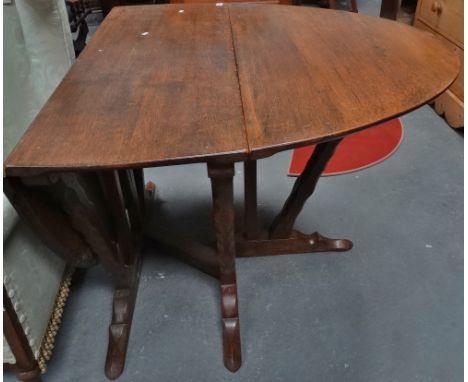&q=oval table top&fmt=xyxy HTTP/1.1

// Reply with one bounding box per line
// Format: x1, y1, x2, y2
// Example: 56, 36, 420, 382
5, 4, 459, 177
